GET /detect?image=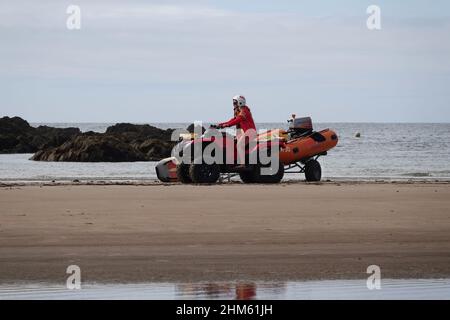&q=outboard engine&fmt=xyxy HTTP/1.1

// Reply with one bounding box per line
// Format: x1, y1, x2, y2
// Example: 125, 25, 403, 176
288, 116, 313, 139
